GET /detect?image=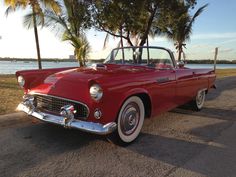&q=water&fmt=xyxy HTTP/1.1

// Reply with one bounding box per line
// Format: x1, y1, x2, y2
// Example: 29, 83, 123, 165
0, 61, 236, 74
0, 61, 79, 74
